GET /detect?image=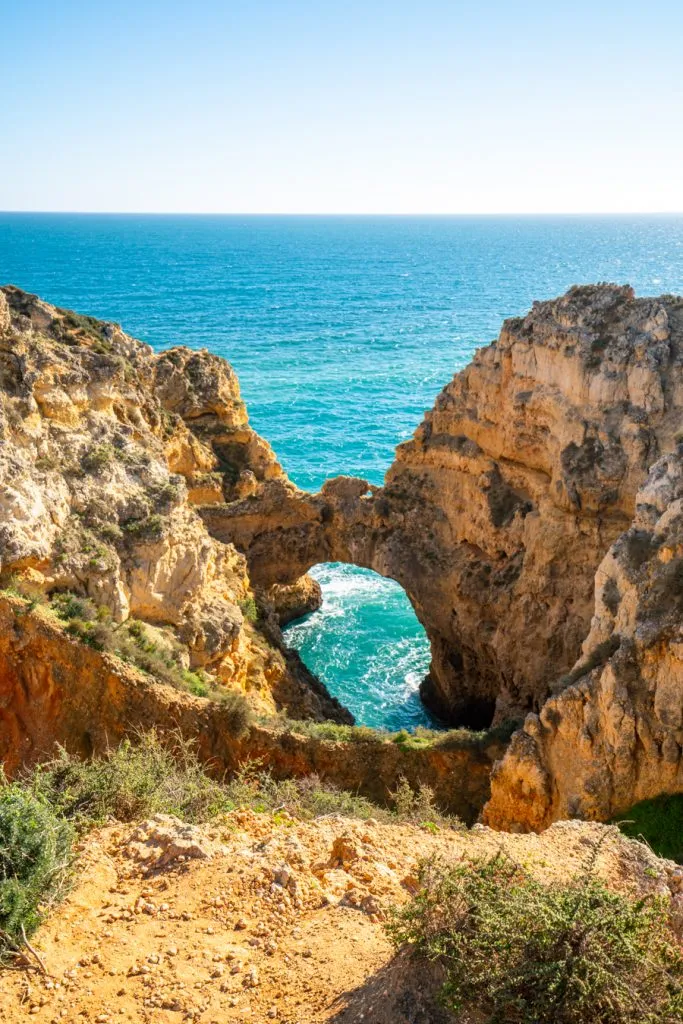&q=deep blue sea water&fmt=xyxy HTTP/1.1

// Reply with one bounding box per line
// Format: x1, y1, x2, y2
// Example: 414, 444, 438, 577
2, 214, 683, 728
